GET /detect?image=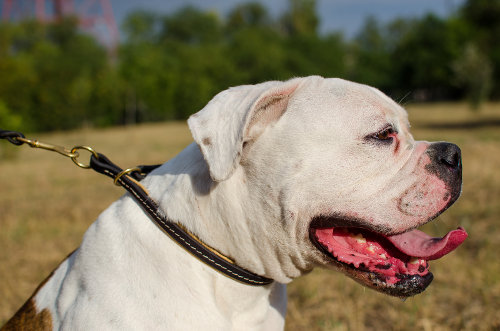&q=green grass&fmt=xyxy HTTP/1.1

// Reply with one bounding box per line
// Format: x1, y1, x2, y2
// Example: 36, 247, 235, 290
1, 104, 500, 329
